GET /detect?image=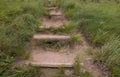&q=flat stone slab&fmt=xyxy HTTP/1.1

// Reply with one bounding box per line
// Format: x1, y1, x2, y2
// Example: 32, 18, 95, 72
49, 9, 62, 16
28, 51, 76, 67
33, 34, 70, 40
